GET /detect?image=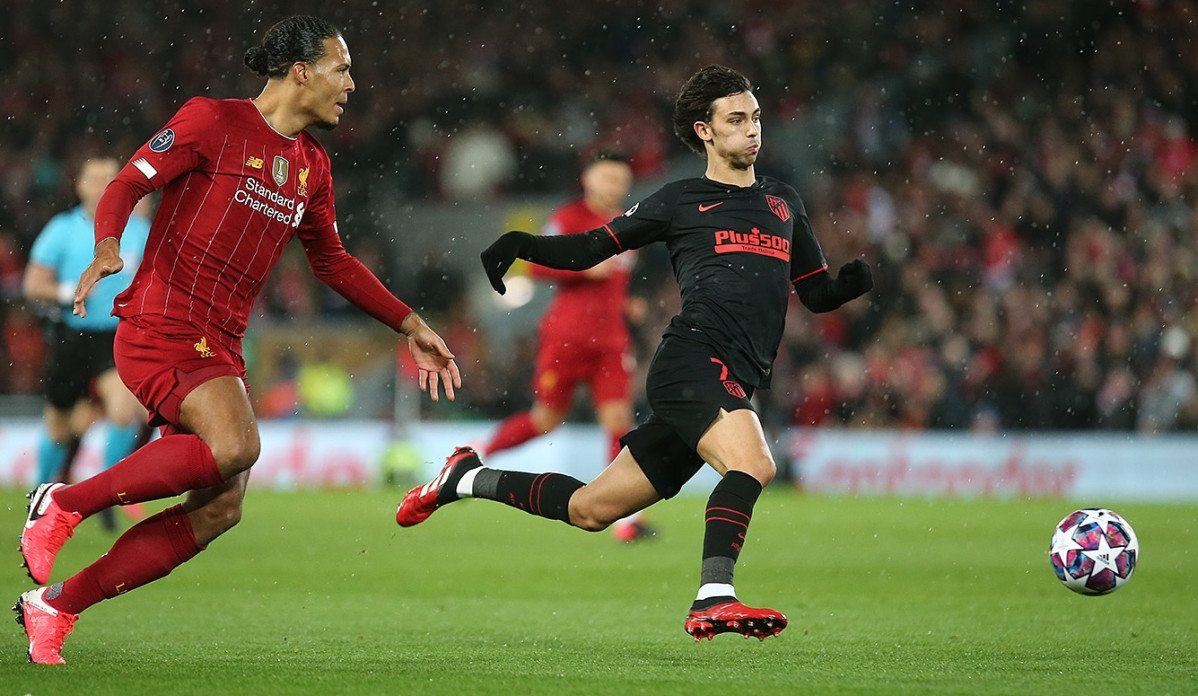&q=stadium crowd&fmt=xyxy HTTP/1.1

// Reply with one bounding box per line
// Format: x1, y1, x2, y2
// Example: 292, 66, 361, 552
3, 0, 1198, 433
